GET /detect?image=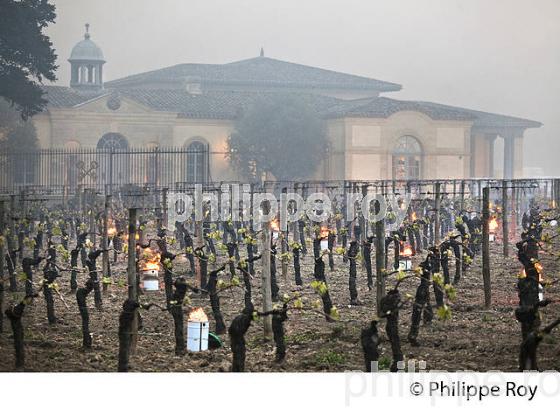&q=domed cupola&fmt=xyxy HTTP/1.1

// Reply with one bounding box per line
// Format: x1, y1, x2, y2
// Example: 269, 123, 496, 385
68, 23, 105, 91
